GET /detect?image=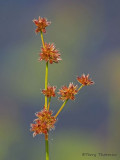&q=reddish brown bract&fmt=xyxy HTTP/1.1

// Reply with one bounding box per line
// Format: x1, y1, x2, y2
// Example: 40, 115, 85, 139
33, 16, 51, 33
77, 74, 94, 86
58, 83, 78, 101
42, 85, 56, 97
39, 43, 62, 64
30, 108, 56, 137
